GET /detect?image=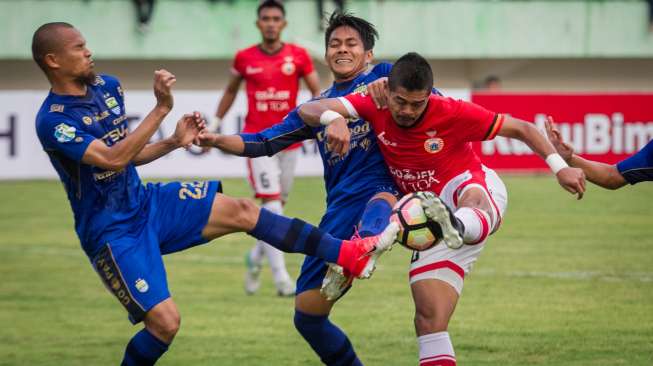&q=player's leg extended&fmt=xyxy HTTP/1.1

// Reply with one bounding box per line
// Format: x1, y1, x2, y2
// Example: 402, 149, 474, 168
200, 193, 399, 278
321, 191, 397, 300
294, 192, 396, 365
411, 279, 459, 366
